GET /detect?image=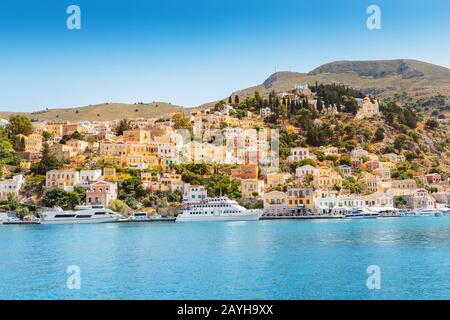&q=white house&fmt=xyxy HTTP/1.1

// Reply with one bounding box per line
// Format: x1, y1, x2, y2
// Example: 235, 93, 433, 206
217, 104, 234, 116
350, 148, 369, 159
0, 118, 9, 128
183, 184, 207, 203
339, 165, 352, 176
260, 107, 272, 118
295, 165, 317, 179
78, 170, 102, 186
0, 174, 24, 201
287, 147, 310, 162
365, 192, 394, 209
